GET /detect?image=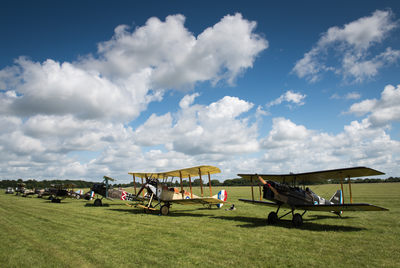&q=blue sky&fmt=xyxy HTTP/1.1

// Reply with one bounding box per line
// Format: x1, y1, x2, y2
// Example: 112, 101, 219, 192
1, 0, 399, 182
